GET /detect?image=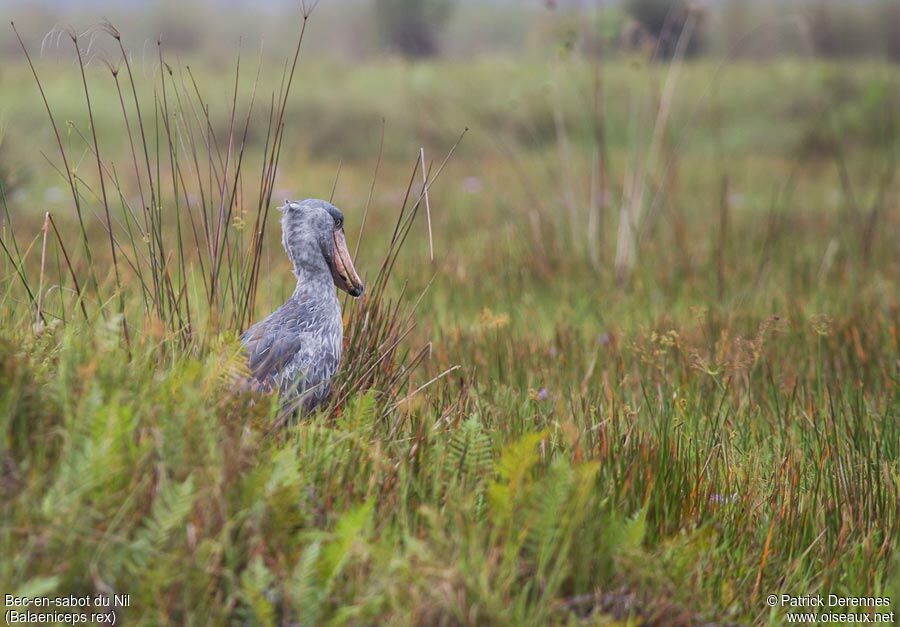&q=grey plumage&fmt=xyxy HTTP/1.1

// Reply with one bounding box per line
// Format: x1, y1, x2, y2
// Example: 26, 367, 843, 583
241, 198, 364, 412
